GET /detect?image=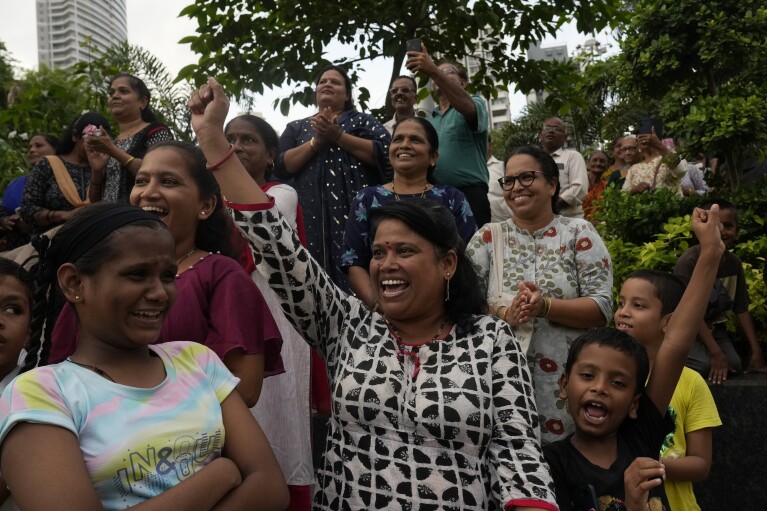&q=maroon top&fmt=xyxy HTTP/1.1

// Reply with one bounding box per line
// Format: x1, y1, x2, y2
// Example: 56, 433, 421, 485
50, 254, 284, 375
